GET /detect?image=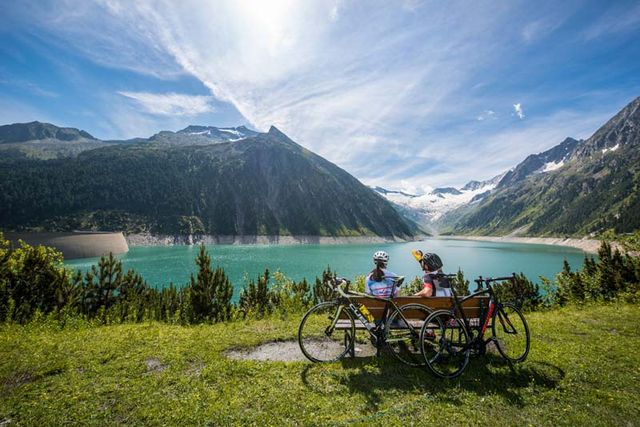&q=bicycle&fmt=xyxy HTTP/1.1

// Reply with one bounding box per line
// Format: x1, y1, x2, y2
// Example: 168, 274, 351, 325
419, 273, 531, 379
298, 276, 433, 366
